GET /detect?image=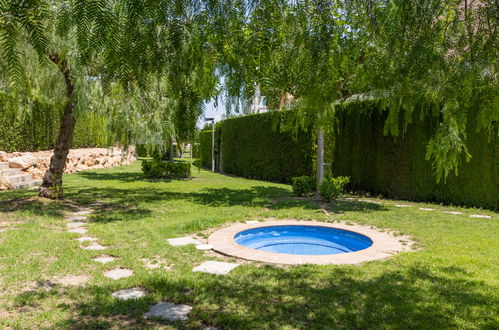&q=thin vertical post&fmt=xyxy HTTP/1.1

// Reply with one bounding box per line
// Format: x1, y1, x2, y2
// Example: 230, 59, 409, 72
316, 129, 324, 194
211, 121, 215, 172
